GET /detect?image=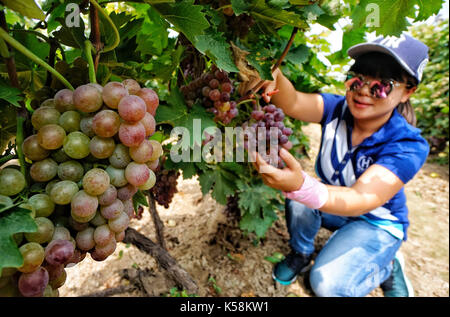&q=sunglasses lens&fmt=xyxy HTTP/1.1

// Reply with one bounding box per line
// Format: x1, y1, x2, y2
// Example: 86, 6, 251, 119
370, 80, 392, 98
345, 77, 363, 91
